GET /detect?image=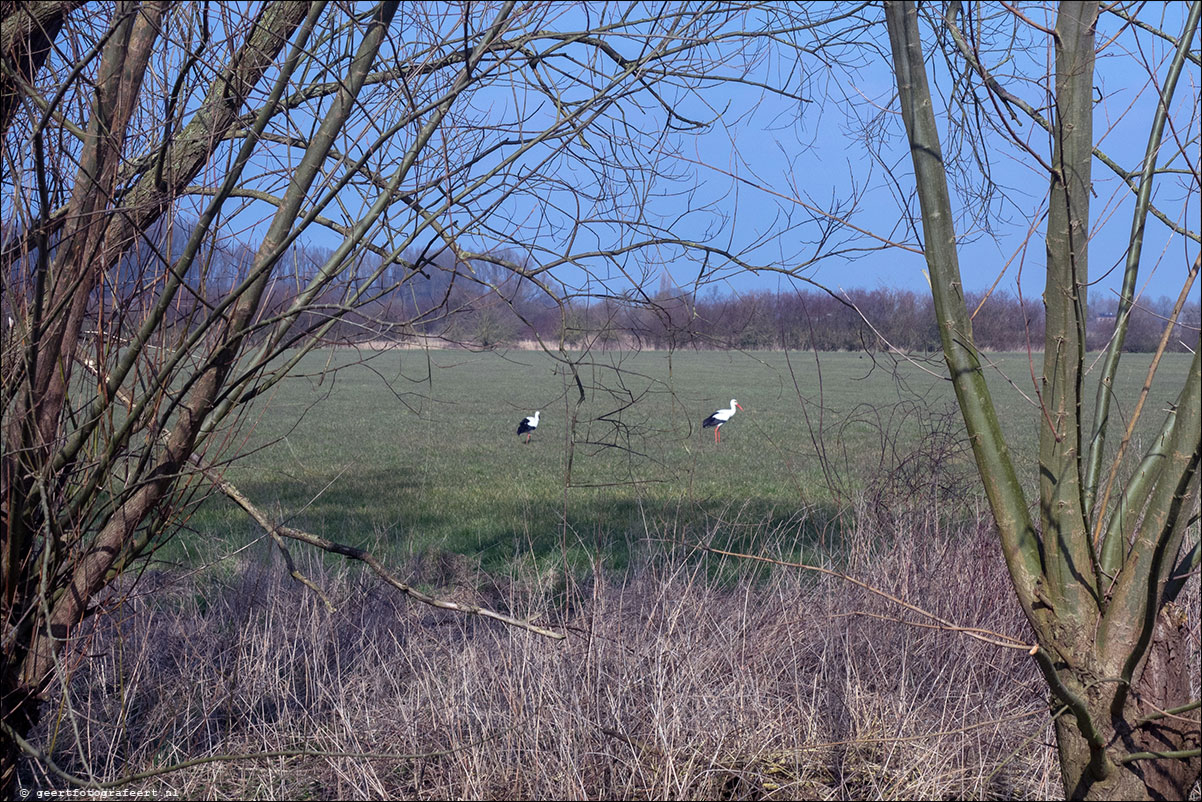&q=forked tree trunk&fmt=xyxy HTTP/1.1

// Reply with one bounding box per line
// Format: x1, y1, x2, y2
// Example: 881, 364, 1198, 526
884, 2, 1201, 799
1056, 610, 1199, 800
